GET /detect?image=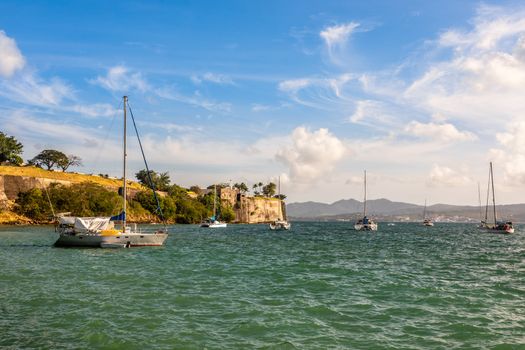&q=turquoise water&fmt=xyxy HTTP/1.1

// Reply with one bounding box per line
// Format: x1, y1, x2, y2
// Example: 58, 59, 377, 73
1, 223, 524, 349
